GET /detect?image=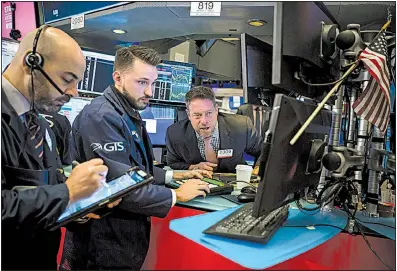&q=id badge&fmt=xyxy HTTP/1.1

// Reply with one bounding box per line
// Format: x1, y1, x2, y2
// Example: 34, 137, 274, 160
218, 149, 233, 159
